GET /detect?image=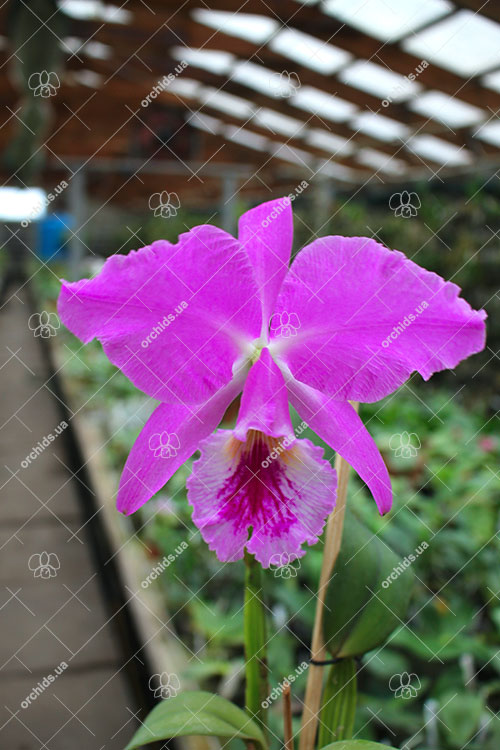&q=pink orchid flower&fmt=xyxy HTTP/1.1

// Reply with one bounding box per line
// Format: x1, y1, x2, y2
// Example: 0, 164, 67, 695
58, 198, 486, 567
